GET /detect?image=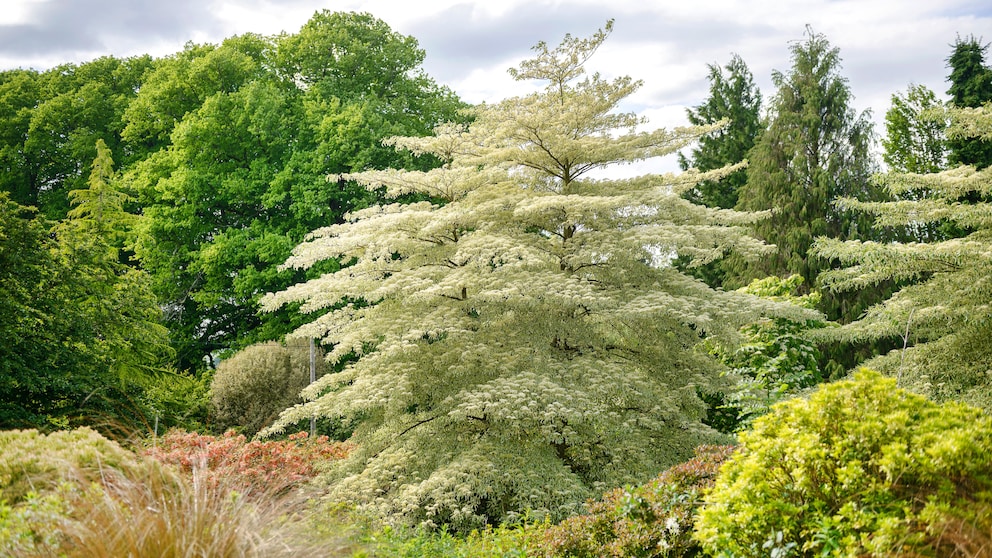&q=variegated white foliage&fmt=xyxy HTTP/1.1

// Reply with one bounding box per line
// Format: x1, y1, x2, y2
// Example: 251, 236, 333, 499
261, 21, 813, 531
813, 105, 992, 410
